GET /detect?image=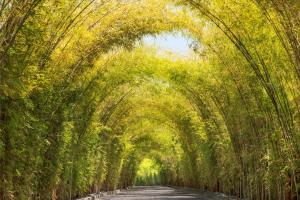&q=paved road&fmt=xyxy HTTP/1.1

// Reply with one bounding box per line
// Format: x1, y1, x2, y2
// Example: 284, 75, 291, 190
103, 186, 231, 200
